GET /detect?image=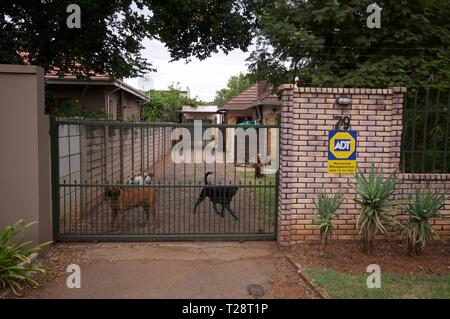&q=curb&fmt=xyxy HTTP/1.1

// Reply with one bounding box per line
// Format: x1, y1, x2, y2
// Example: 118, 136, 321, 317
286, 255, 330, 299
